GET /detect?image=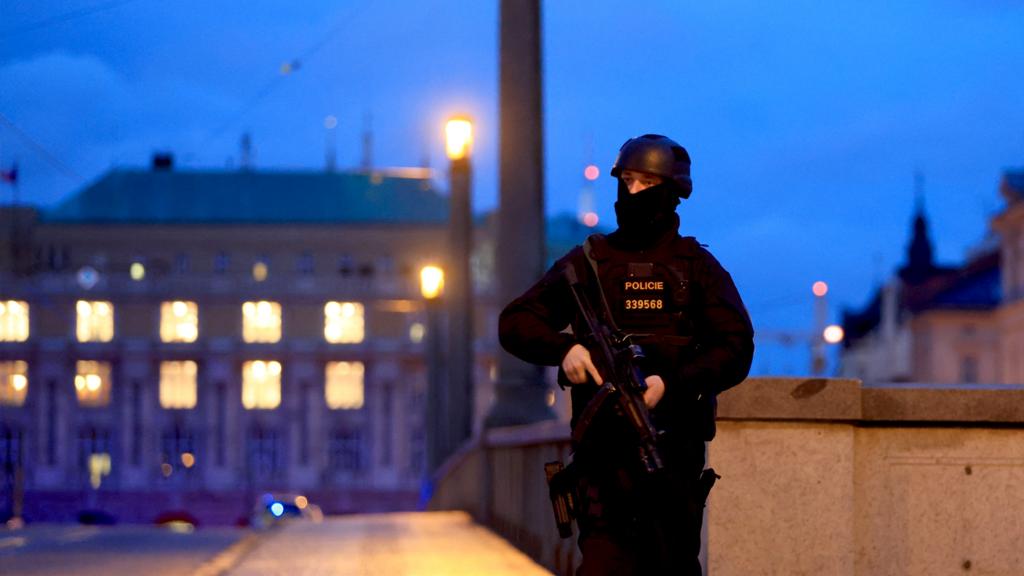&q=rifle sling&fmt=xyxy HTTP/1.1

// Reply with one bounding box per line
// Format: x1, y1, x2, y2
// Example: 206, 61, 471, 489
582, 238, 694, 350
583, 236, 621, 333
